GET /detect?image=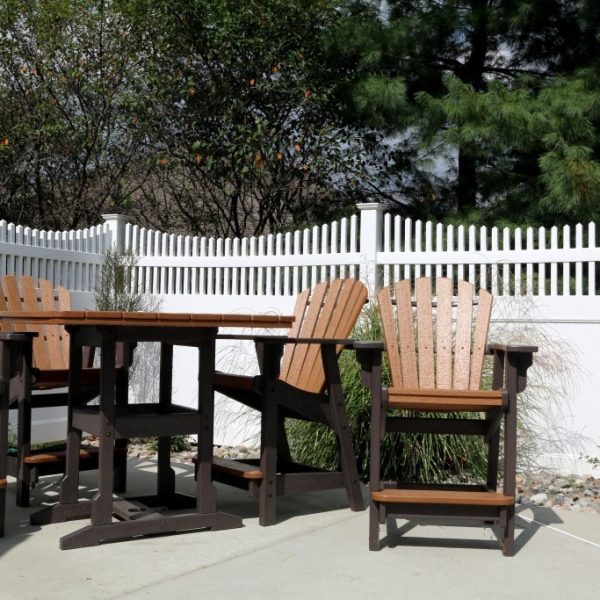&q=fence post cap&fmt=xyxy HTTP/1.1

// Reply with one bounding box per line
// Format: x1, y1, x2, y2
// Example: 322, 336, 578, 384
356, 201, 388, 212
101, 213, 131, 224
